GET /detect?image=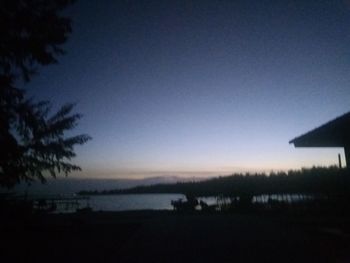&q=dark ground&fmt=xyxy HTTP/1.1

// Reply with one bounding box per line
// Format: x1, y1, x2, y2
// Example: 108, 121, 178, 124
1, 211, 350, 263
